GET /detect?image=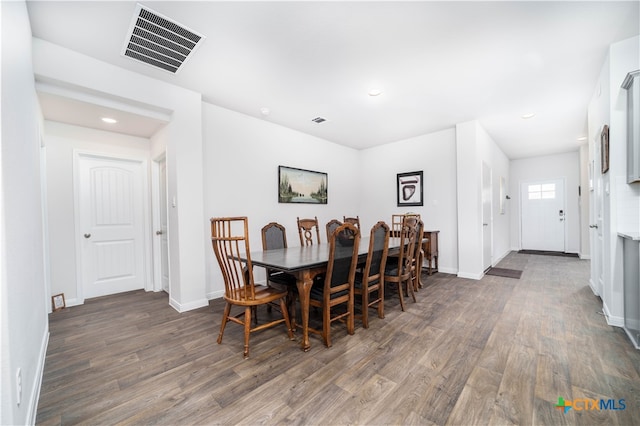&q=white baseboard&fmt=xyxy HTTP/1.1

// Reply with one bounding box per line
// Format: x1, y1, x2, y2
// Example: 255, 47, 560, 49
27, 327, 49, 425
580, 253, 591, 260
457, 271, 483, 280
588, 278, 600, 296
602, 302, 624, 328
492, 249, 510, 266
169, 297, 209, 313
